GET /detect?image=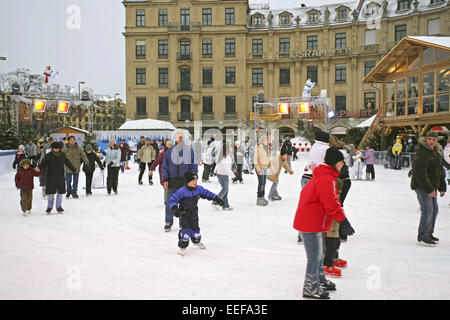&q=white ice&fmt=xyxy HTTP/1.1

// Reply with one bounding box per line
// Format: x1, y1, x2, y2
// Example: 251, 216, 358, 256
1, 154, 449, 300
